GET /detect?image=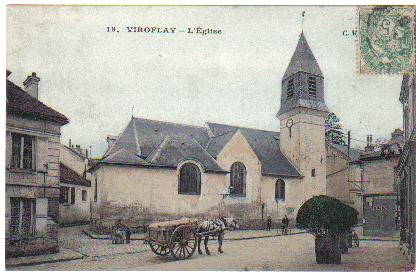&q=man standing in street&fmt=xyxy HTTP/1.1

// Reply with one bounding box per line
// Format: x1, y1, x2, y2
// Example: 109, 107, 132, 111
281, 215, 289, 235
266, 215, 272, 231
